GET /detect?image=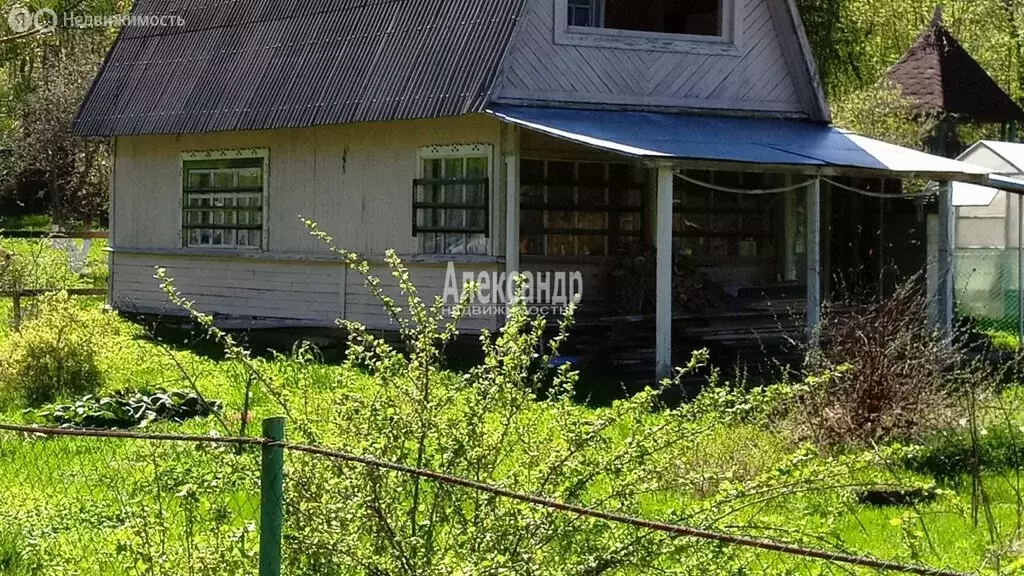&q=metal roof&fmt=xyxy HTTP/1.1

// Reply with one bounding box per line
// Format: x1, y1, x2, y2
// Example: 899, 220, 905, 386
73, 0, 527, 137
972, 141, 1024, 174
489, 104, 1007, 184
